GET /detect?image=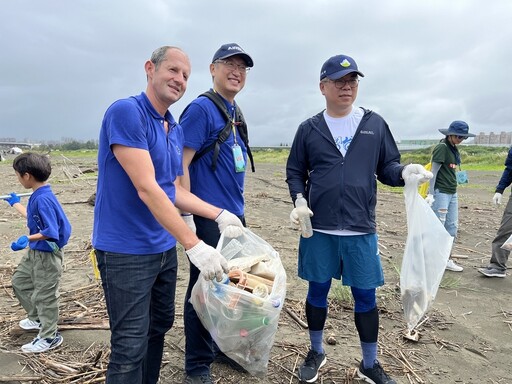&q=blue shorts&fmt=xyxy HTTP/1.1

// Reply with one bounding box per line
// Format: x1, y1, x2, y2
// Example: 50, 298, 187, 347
298, 232, 384, 289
